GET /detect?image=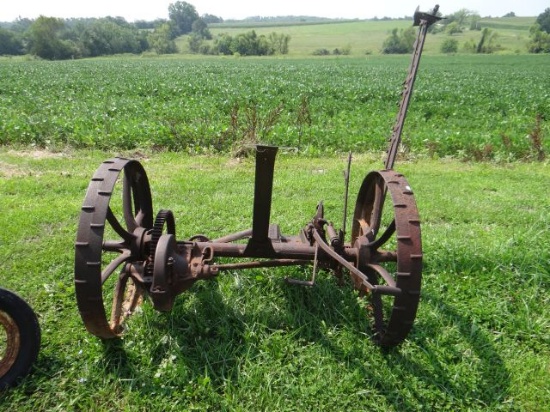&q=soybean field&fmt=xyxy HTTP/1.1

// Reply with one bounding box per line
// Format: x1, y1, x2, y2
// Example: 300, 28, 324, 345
1, 54, 549, 160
